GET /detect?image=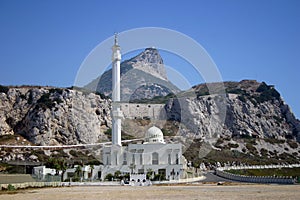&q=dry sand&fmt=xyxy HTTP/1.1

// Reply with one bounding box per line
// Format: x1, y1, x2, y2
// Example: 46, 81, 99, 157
0, 184, 299, 200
